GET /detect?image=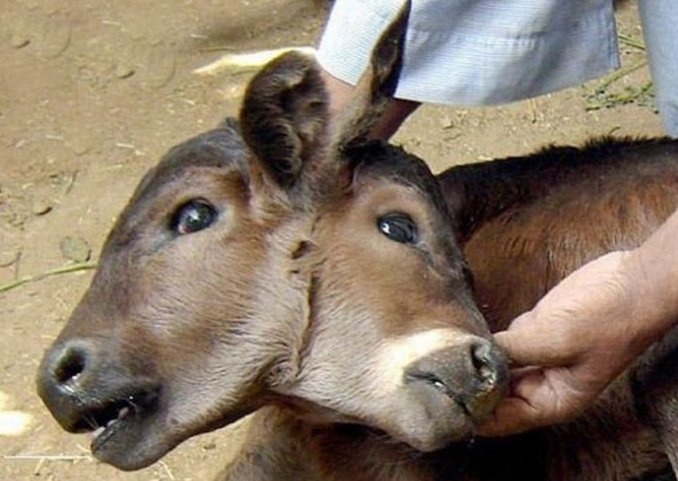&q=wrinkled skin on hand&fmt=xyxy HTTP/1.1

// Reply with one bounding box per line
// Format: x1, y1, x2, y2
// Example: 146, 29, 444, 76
480, 247, 672, 436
